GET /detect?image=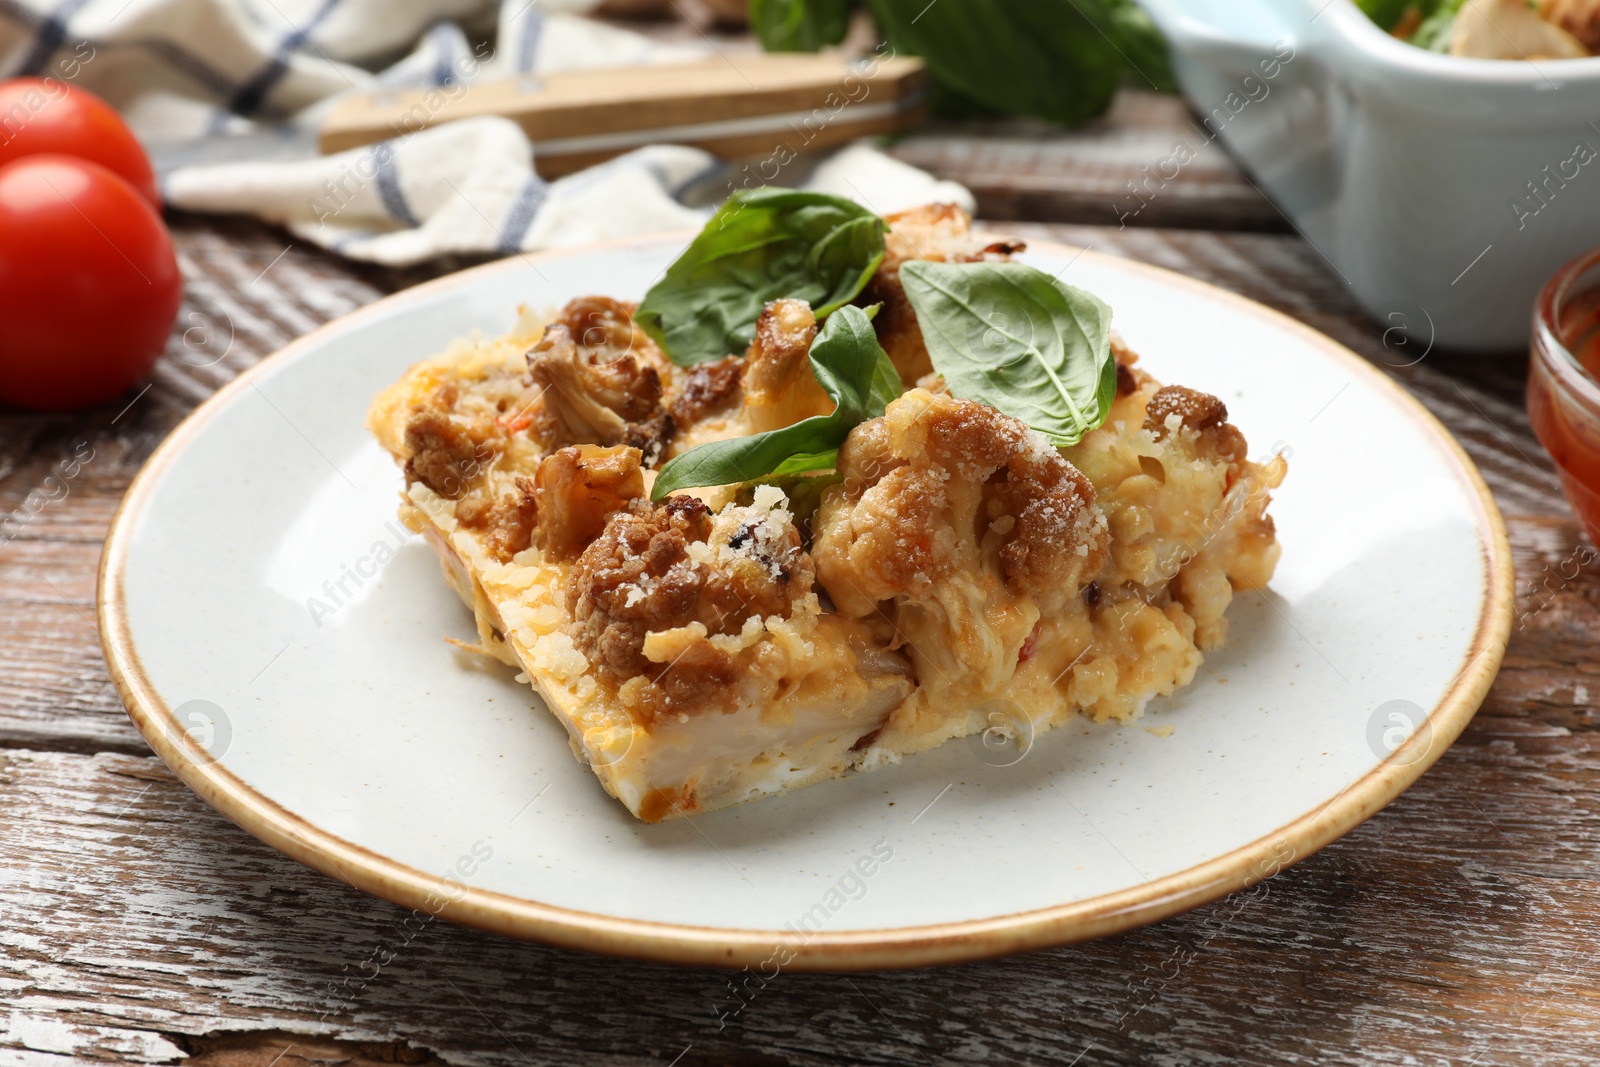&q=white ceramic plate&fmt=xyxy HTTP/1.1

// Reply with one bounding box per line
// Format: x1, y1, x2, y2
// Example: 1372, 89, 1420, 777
100, 235, 1512, 970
